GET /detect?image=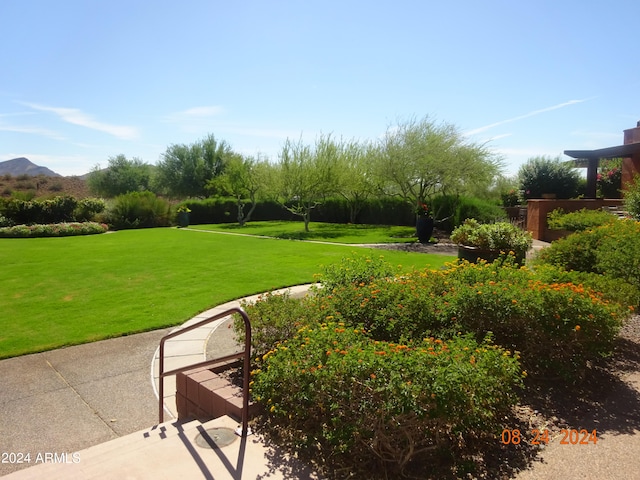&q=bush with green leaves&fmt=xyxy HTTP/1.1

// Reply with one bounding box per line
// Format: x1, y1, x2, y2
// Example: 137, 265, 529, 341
314, 258, 626, 377
73, 197, 106, 222
547, 208, 617, 231
244, 253, 631, 476
0, 222, 108, 238
450, 219, 533, 260
235, 290, 319, 360
518, 156, 581, 199
624, 176, 640, 220
107, 191, 171, 229
0, 195, 78, 224
430, 195, 507, 232
0, 214, 13, 227
536, 219, 640, 302
252, 323, 522, 476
